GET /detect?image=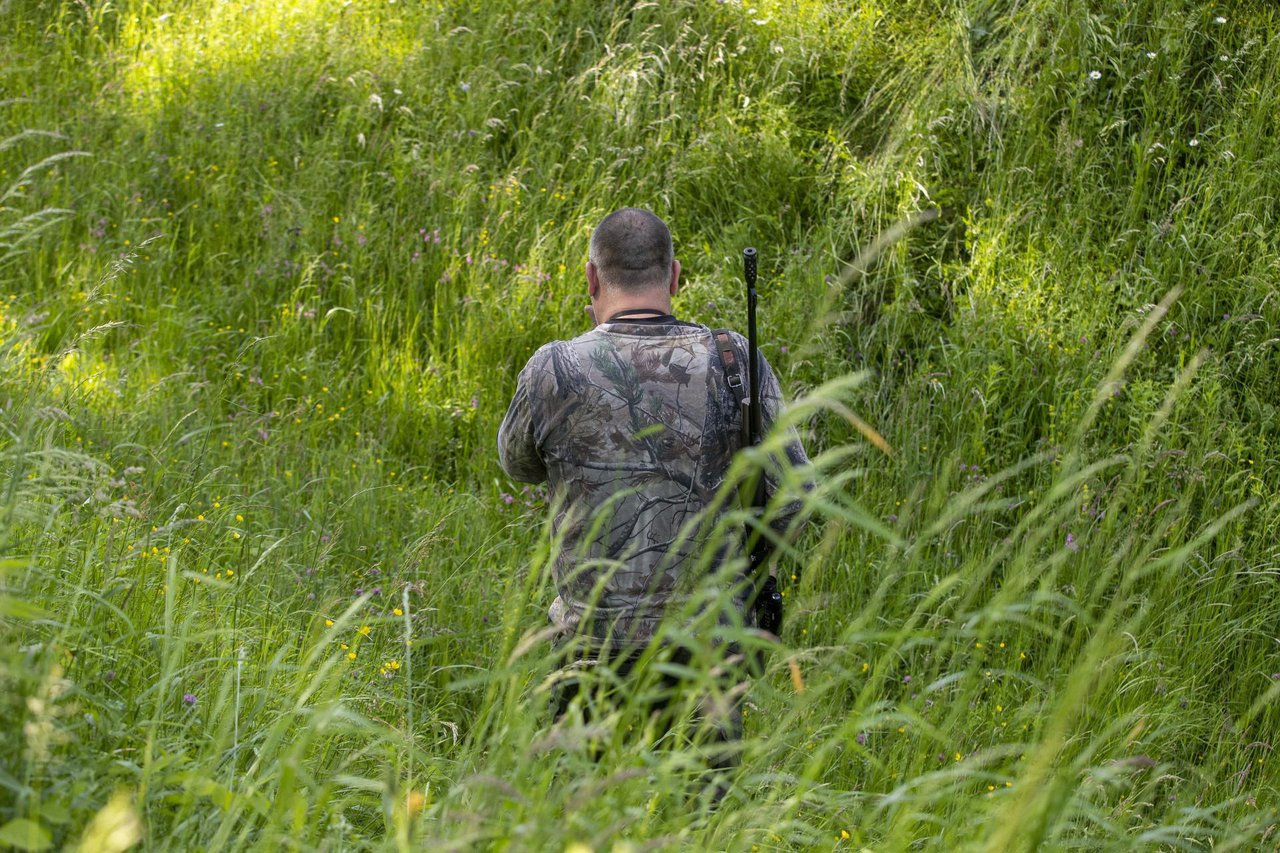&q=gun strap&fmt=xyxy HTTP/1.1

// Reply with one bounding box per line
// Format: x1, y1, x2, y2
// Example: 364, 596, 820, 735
712, 330, 743, 394
713, 330, 753, 450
